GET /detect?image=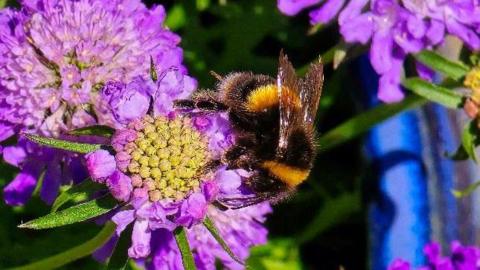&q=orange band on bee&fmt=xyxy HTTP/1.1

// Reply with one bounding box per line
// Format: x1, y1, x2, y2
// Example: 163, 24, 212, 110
246, 84, 301, 112
261, 161, 309, 187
